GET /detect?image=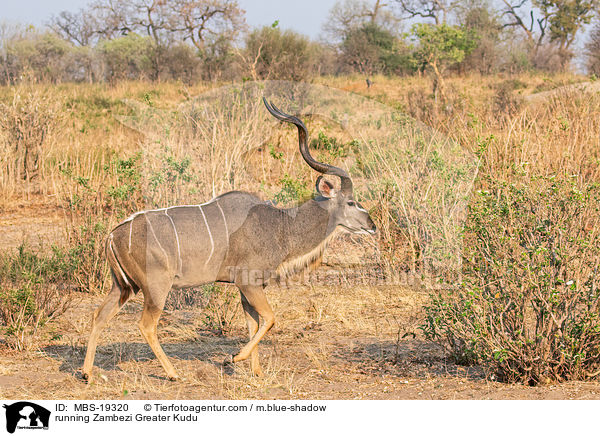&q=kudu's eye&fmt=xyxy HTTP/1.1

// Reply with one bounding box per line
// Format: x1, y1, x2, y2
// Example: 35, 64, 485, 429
347, 201, 355, 206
